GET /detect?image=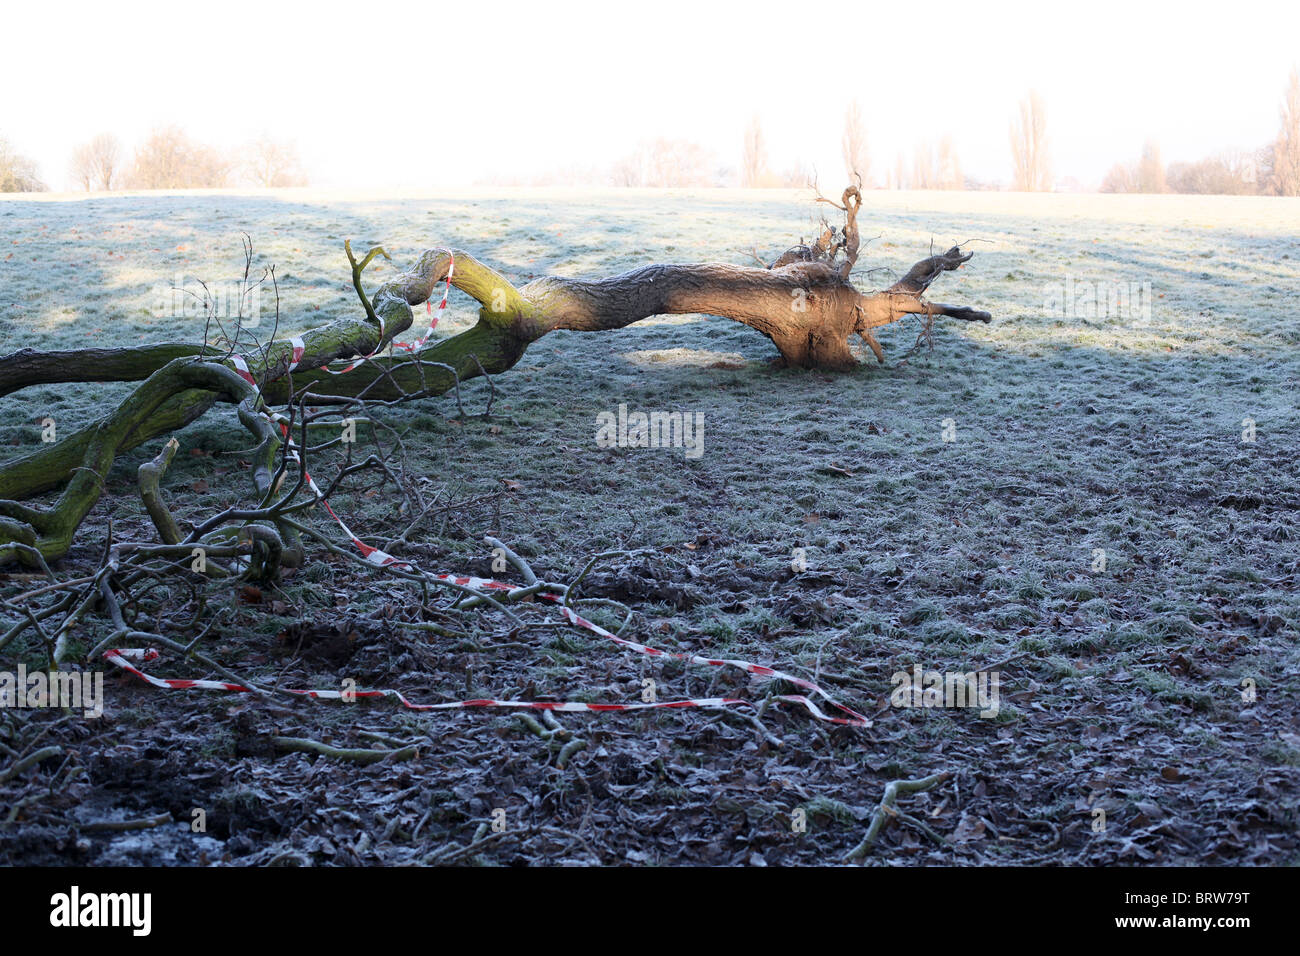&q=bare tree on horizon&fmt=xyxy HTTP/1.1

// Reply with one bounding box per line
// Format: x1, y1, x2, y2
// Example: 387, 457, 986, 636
912, 142, 937, 189
841, 100, 869, 187
126, 126, 229, 190
1100, 161, 1137, 193
1167, 150, 1258, 194
1138, 140, 1168, 193
1010, 91, 1050, 191
937, 136, 963, 190
0, 136, 46, 192
892, 151, 907, 189
613, 138, 714, 187
741, 116, 769, 188
69, 133, 121, 191
1269, 67, 1300, 196
245, 134, 307, 188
